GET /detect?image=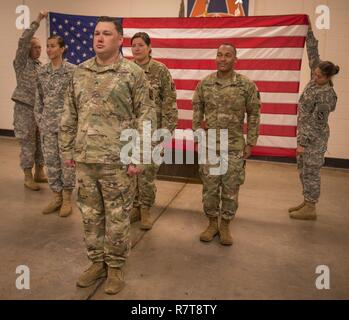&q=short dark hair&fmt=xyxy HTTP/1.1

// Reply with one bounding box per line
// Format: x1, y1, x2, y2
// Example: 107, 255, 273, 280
96, 16, 123, 36
47, 35, 65, 48
218, 43, 237, 56
47, 35, 66, 57
131, 32, 152, 56
131, 32, 151, 46
318, 61, 340, 78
